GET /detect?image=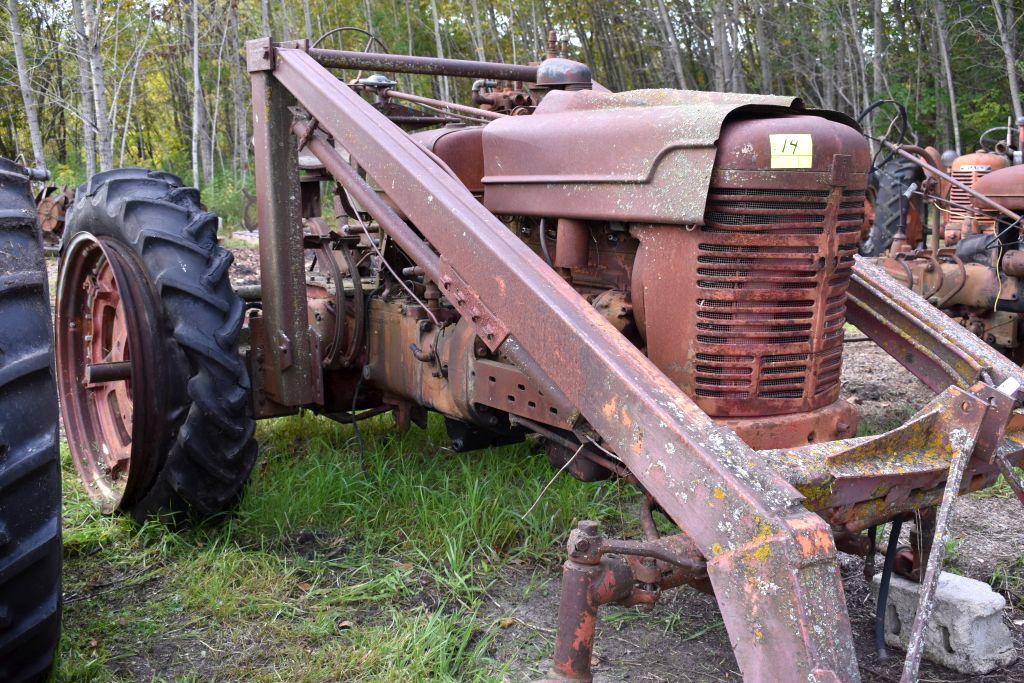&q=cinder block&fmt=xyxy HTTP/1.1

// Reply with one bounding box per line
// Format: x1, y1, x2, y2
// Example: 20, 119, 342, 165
871, 571, 1017, 674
